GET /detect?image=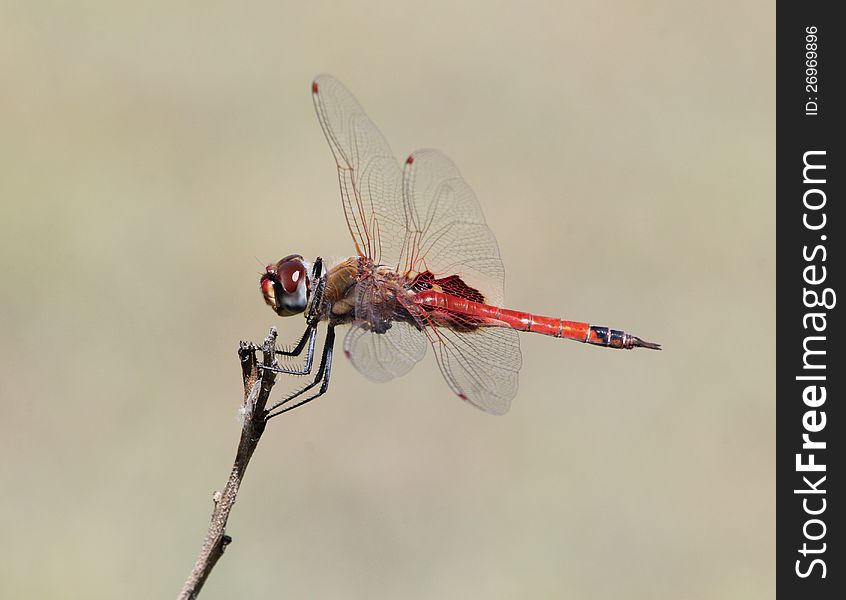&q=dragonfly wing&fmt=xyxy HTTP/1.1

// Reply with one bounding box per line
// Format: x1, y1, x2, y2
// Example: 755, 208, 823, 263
428, 326, 522, 415
402, 149, 505, 306
312, 75, 407, 267
313, 80, 521, 411
343, 277, 427, 382
402, 148, 519, 413
344, 321, 427, 383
